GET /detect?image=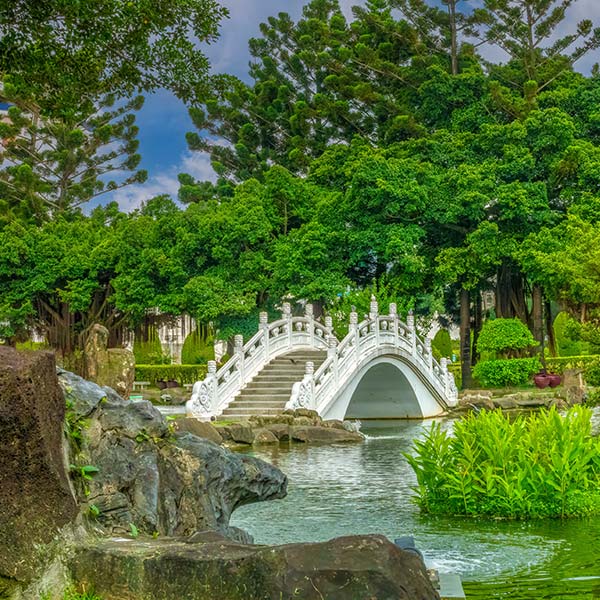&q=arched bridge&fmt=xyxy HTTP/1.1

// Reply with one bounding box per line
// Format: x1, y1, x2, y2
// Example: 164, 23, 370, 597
186, 300, 458, 421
